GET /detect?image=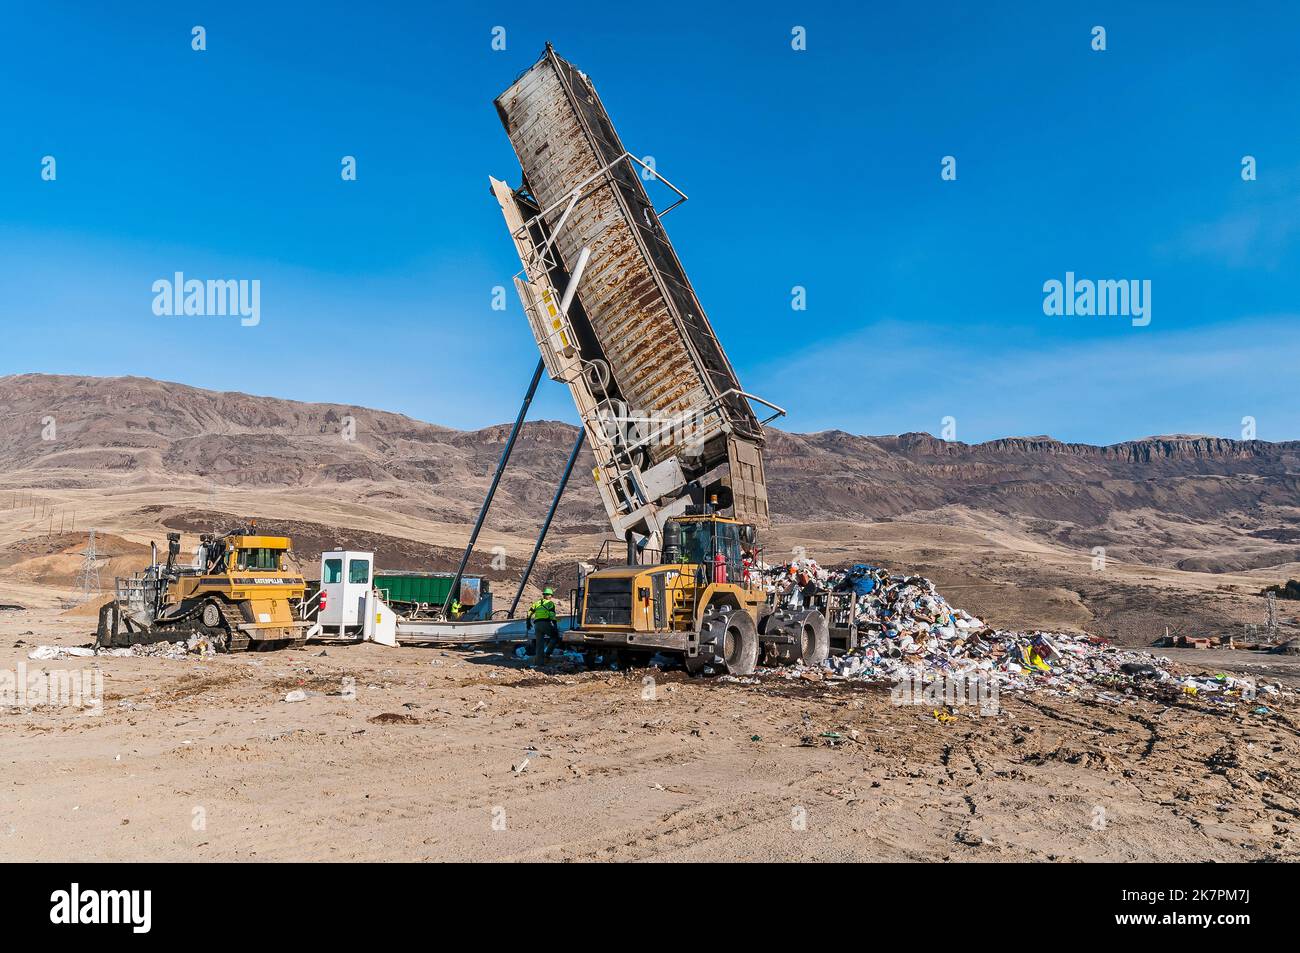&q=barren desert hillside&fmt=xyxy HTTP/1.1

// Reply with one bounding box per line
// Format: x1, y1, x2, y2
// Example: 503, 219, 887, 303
2, 373, 1298, 643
